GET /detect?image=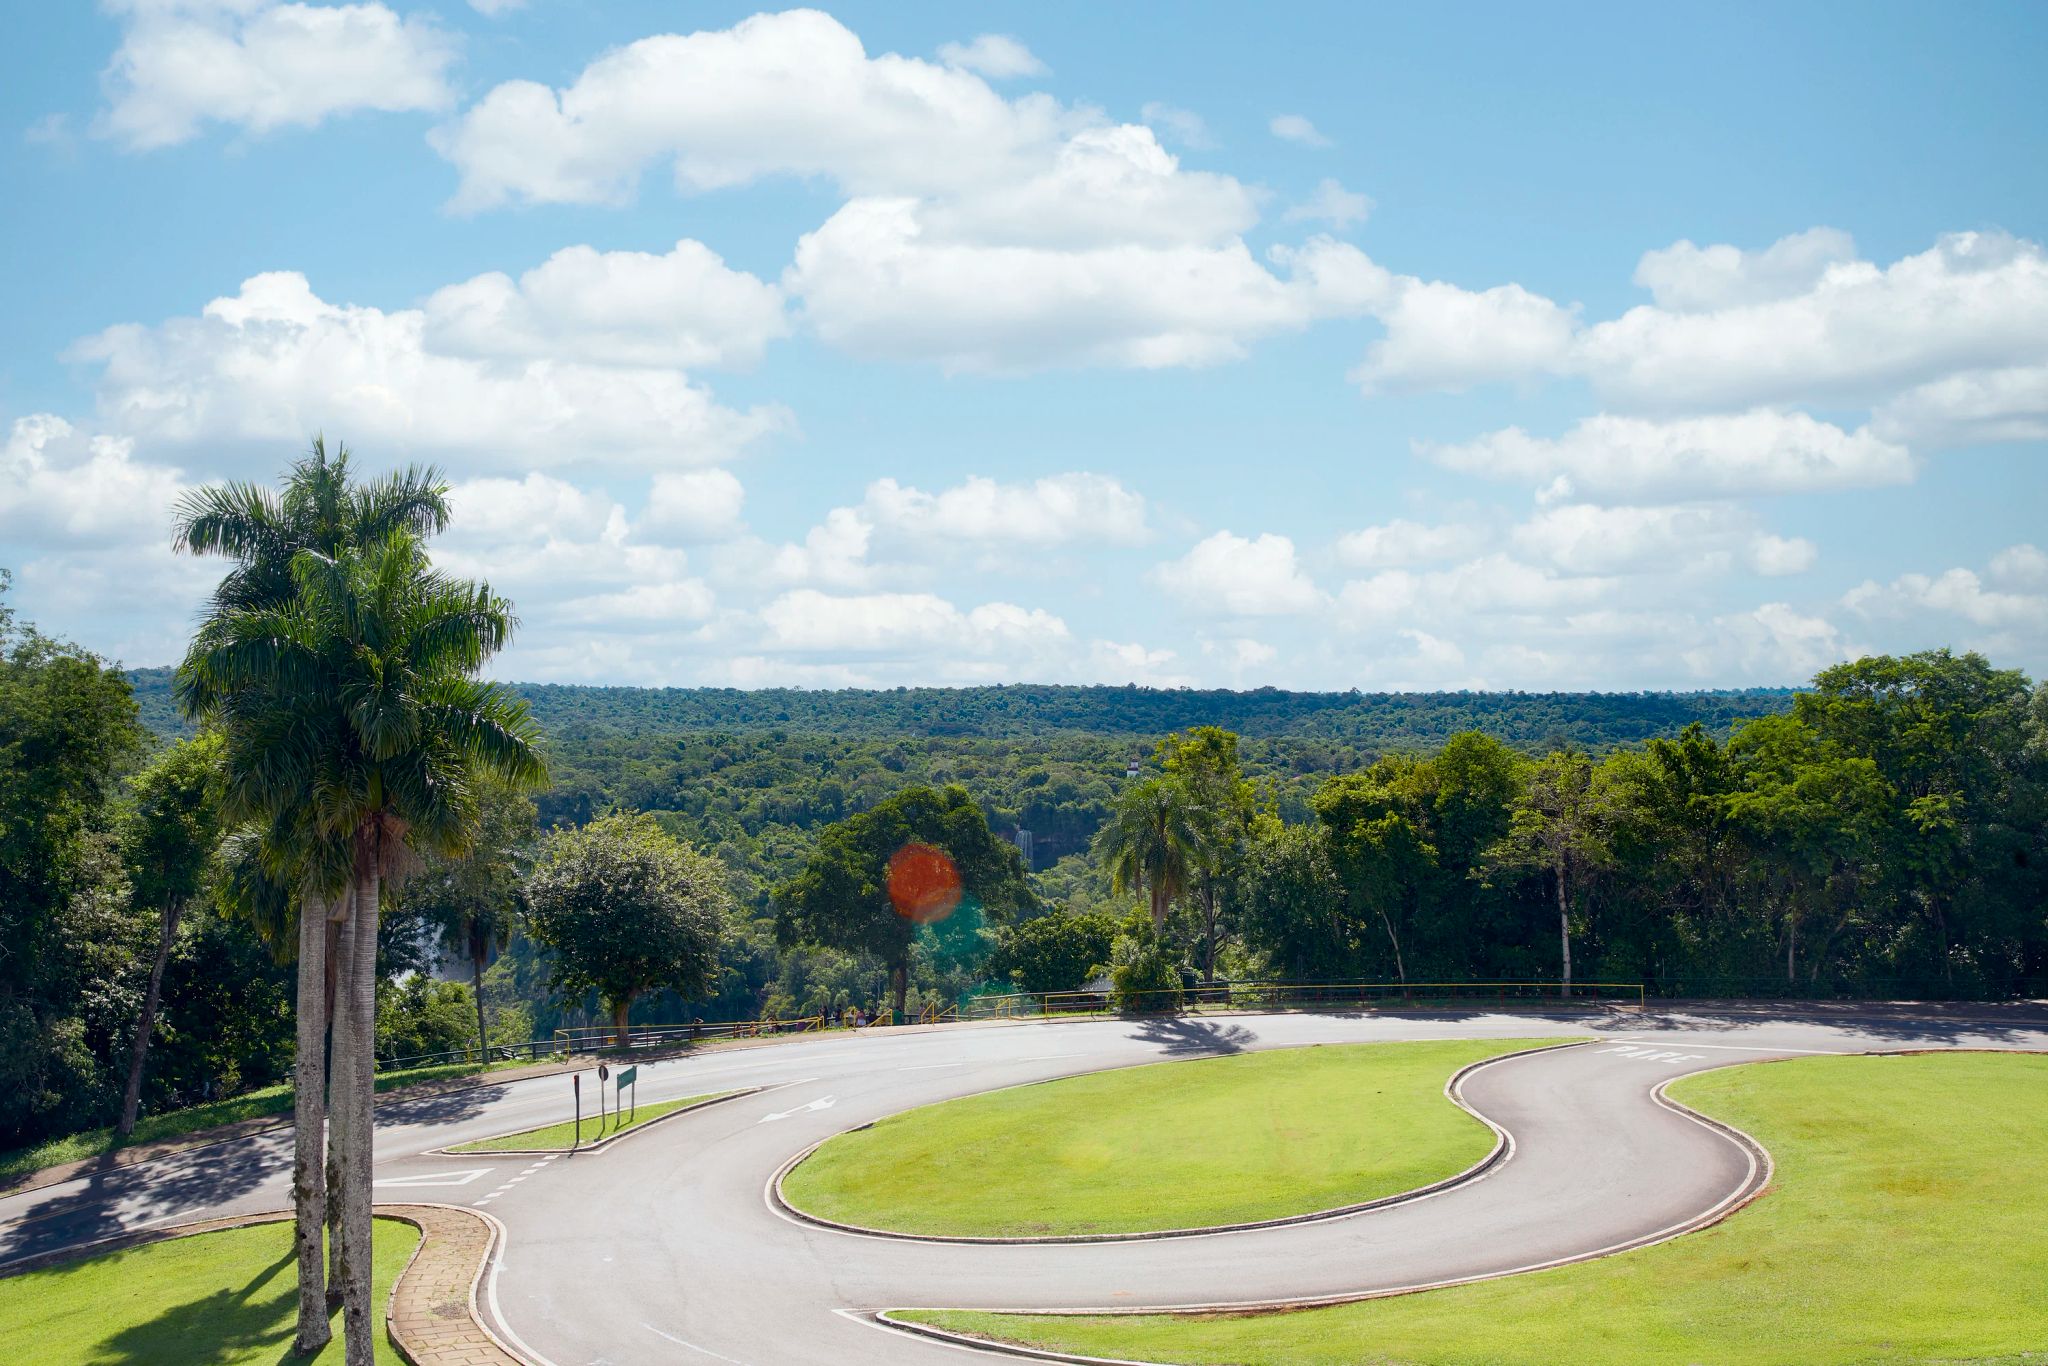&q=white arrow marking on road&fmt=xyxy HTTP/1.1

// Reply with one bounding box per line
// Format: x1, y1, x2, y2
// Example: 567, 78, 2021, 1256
373, 1168, 493, 1188
756, 1097, 836, 1123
